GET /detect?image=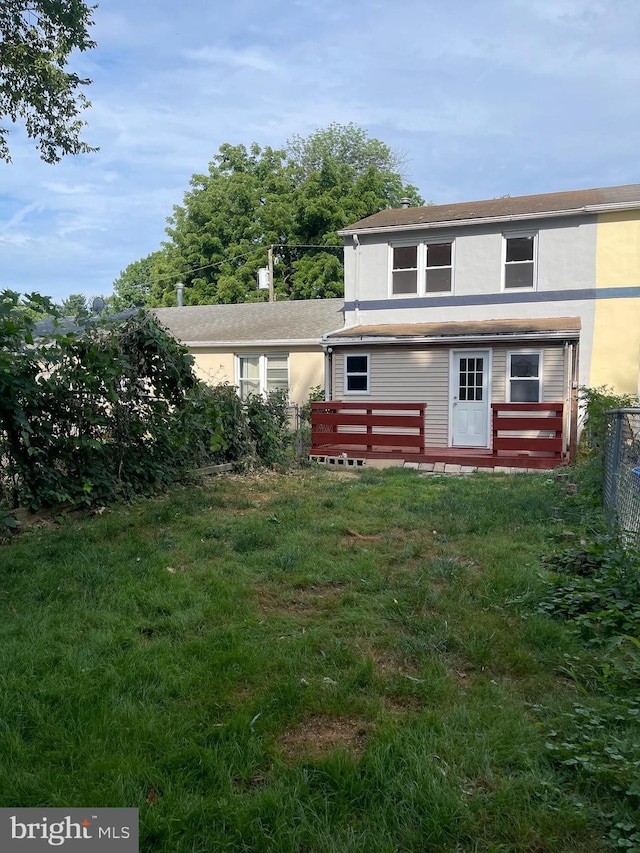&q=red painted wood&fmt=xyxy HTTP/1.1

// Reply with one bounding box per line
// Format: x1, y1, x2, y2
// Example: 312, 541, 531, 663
313, 413, 424, 428
493, 437, 563, 453
312, 431, 425, 448
491, 402, 564, 459
312, 402, 426, 412
491, 403, 563, 412
311, 401, 426, 455
493, 416, 564, 431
